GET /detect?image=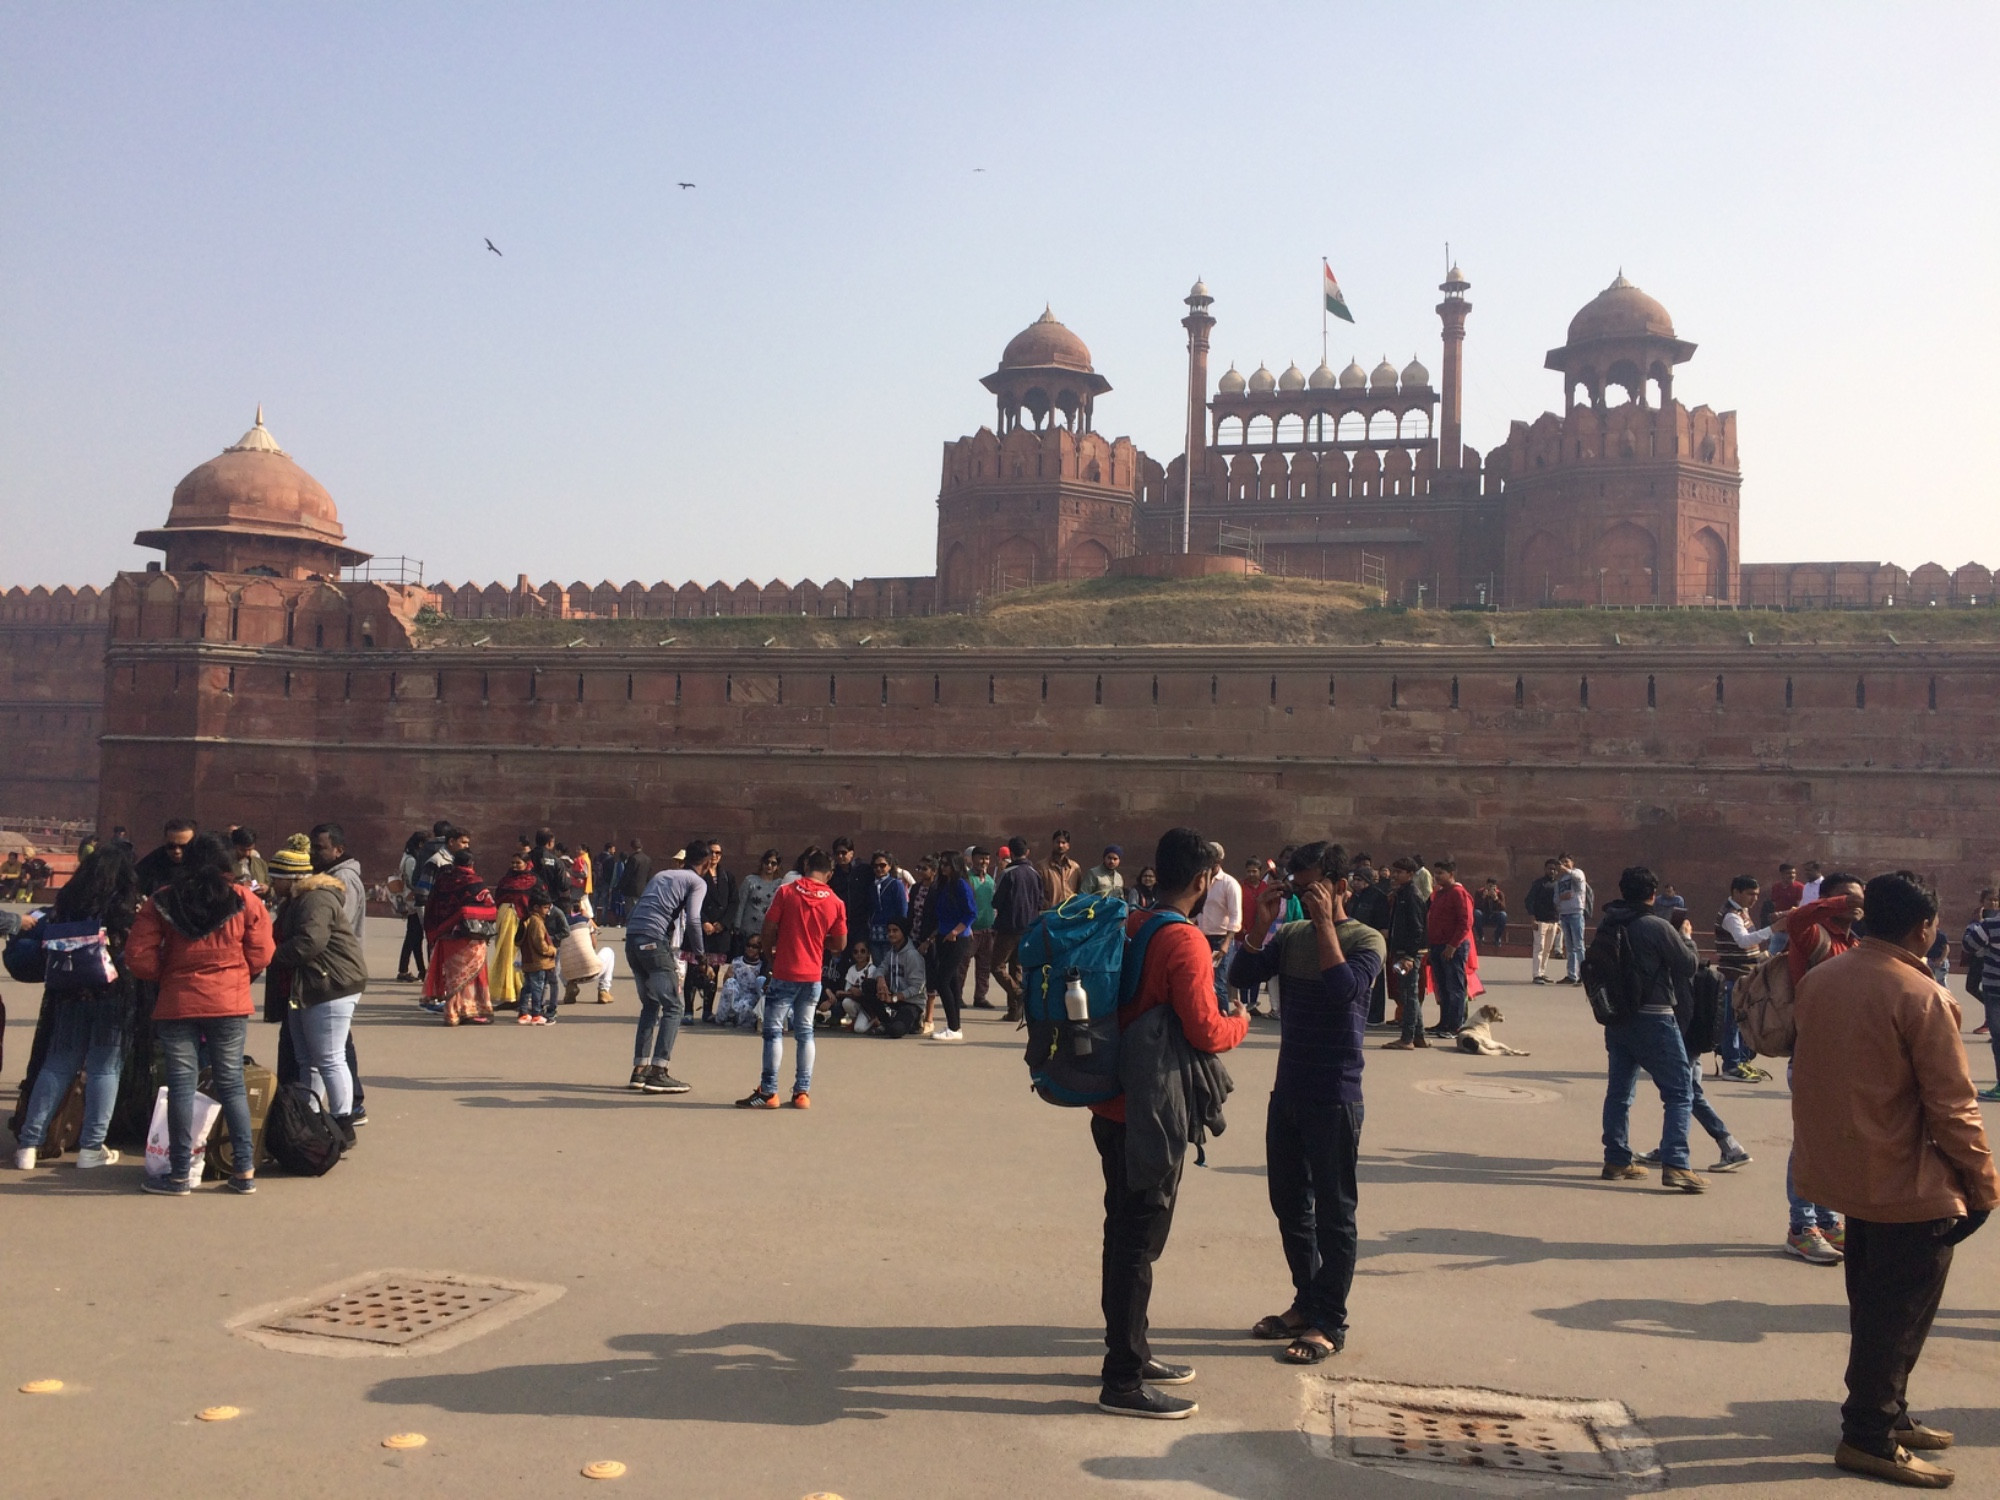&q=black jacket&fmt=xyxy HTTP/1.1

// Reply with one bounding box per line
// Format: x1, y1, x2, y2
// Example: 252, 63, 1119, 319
1118, 1000, 1233, 1198
1525, 875, 1559, 924
829, 861, 873, 943
1598, 899, 1697, 1015
1386, 883, 1429, 957
620, 851, 653, 898
533, 850, 571, 903
1348, 881, 1391, 934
